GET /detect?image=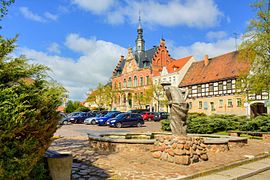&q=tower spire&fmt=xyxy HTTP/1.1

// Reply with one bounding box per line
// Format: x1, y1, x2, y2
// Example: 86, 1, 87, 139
135, 14, 145, 54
